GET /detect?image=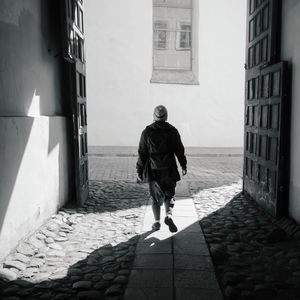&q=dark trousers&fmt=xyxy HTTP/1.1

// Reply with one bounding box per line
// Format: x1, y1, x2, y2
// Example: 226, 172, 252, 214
149, 180, 176, 221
